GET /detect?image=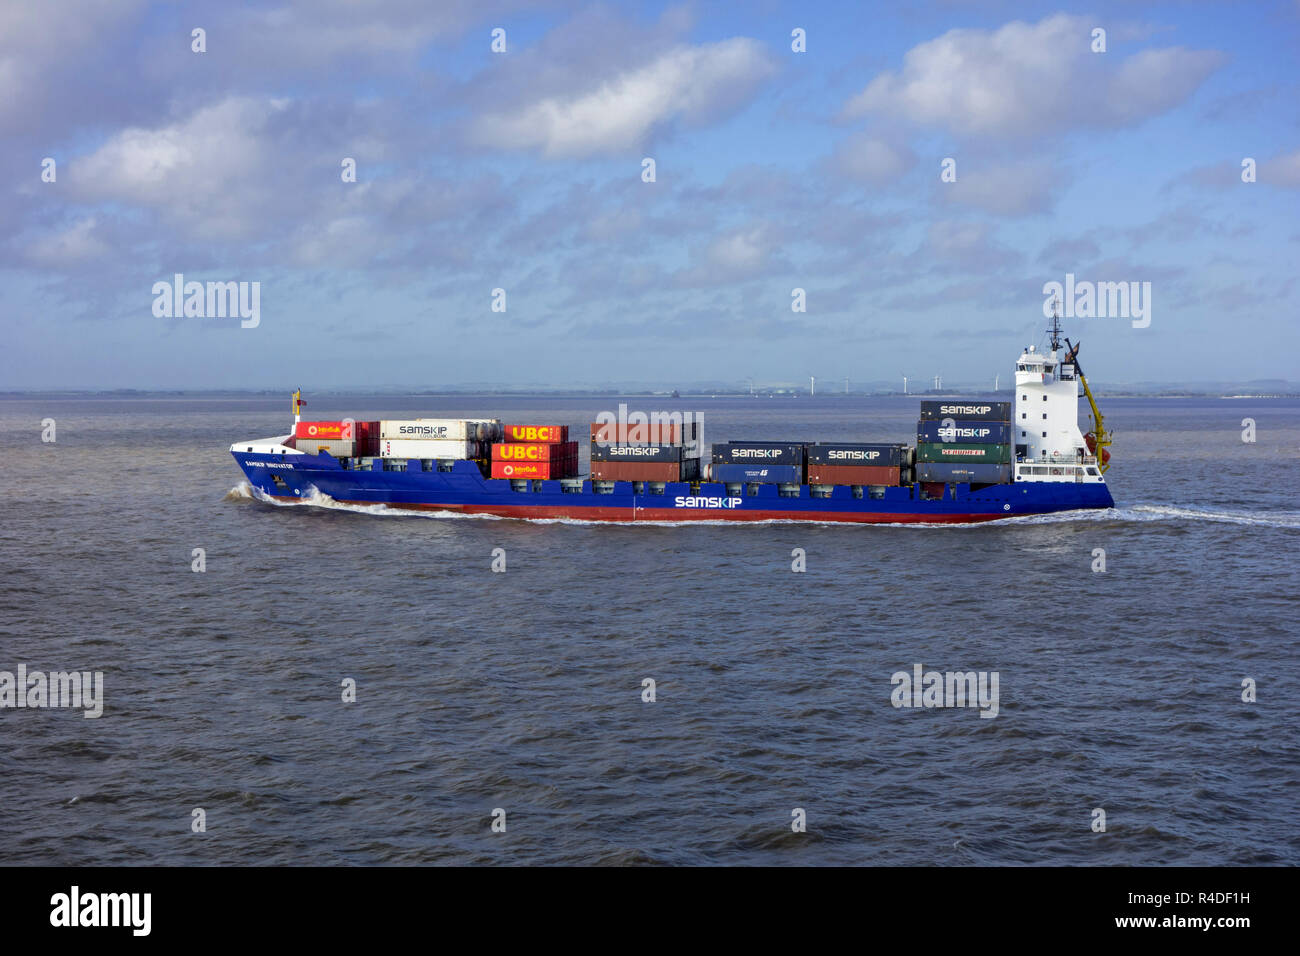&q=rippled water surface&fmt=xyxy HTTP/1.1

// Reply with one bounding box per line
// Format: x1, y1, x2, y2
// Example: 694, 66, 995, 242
1, 395, 1297, 865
